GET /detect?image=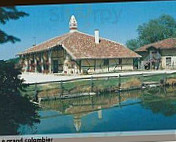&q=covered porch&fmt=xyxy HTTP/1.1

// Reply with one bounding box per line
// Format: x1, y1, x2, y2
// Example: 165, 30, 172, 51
19, 46, 65, 74
137, 46, 161, 70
